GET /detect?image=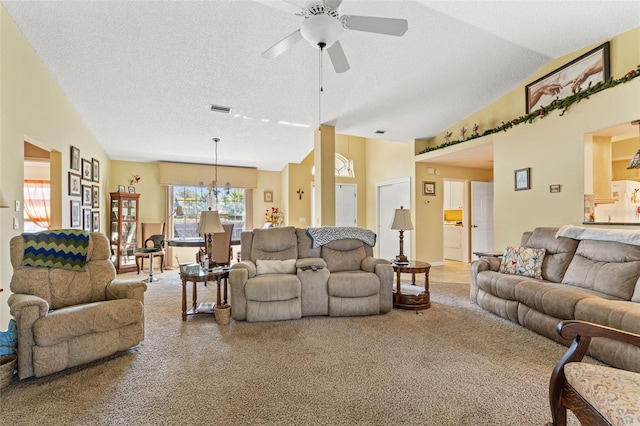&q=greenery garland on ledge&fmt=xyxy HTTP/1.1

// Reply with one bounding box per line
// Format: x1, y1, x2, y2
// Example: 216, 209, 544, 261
418, 65, 640, 155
